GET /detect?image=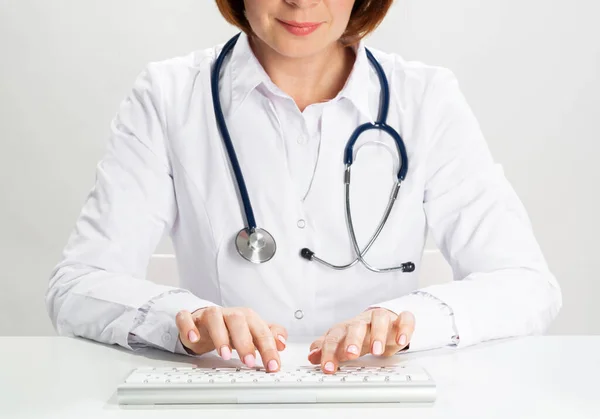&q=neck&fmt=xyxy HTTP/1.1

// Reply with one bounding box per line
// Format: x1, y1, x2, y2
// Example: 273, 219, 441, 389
249, 37, 356, 112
